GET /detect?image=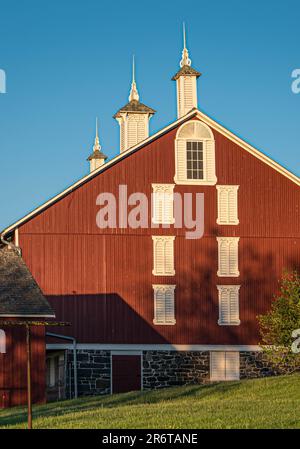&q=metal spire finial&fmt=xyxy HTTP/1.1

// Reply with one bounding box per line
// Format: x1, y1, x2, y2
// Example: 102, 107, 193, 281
180, 22, 191, 67
93, 117, 101, 152
129, 55, 140, 102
